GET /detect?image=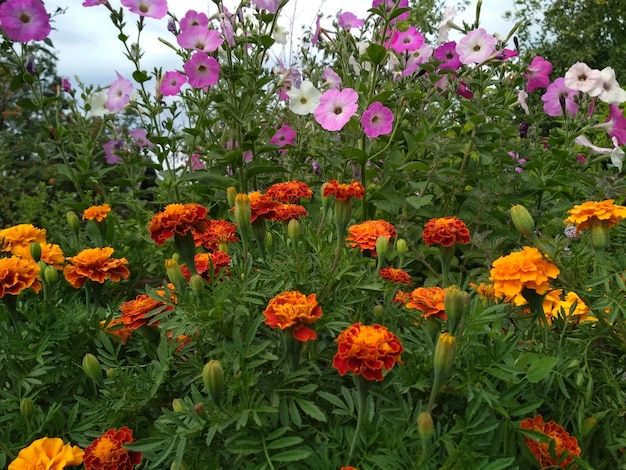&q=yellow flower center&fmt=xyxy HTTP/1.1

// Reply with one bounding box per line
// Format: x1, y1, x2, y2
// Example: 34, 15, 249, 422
91, 437, 118, 463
